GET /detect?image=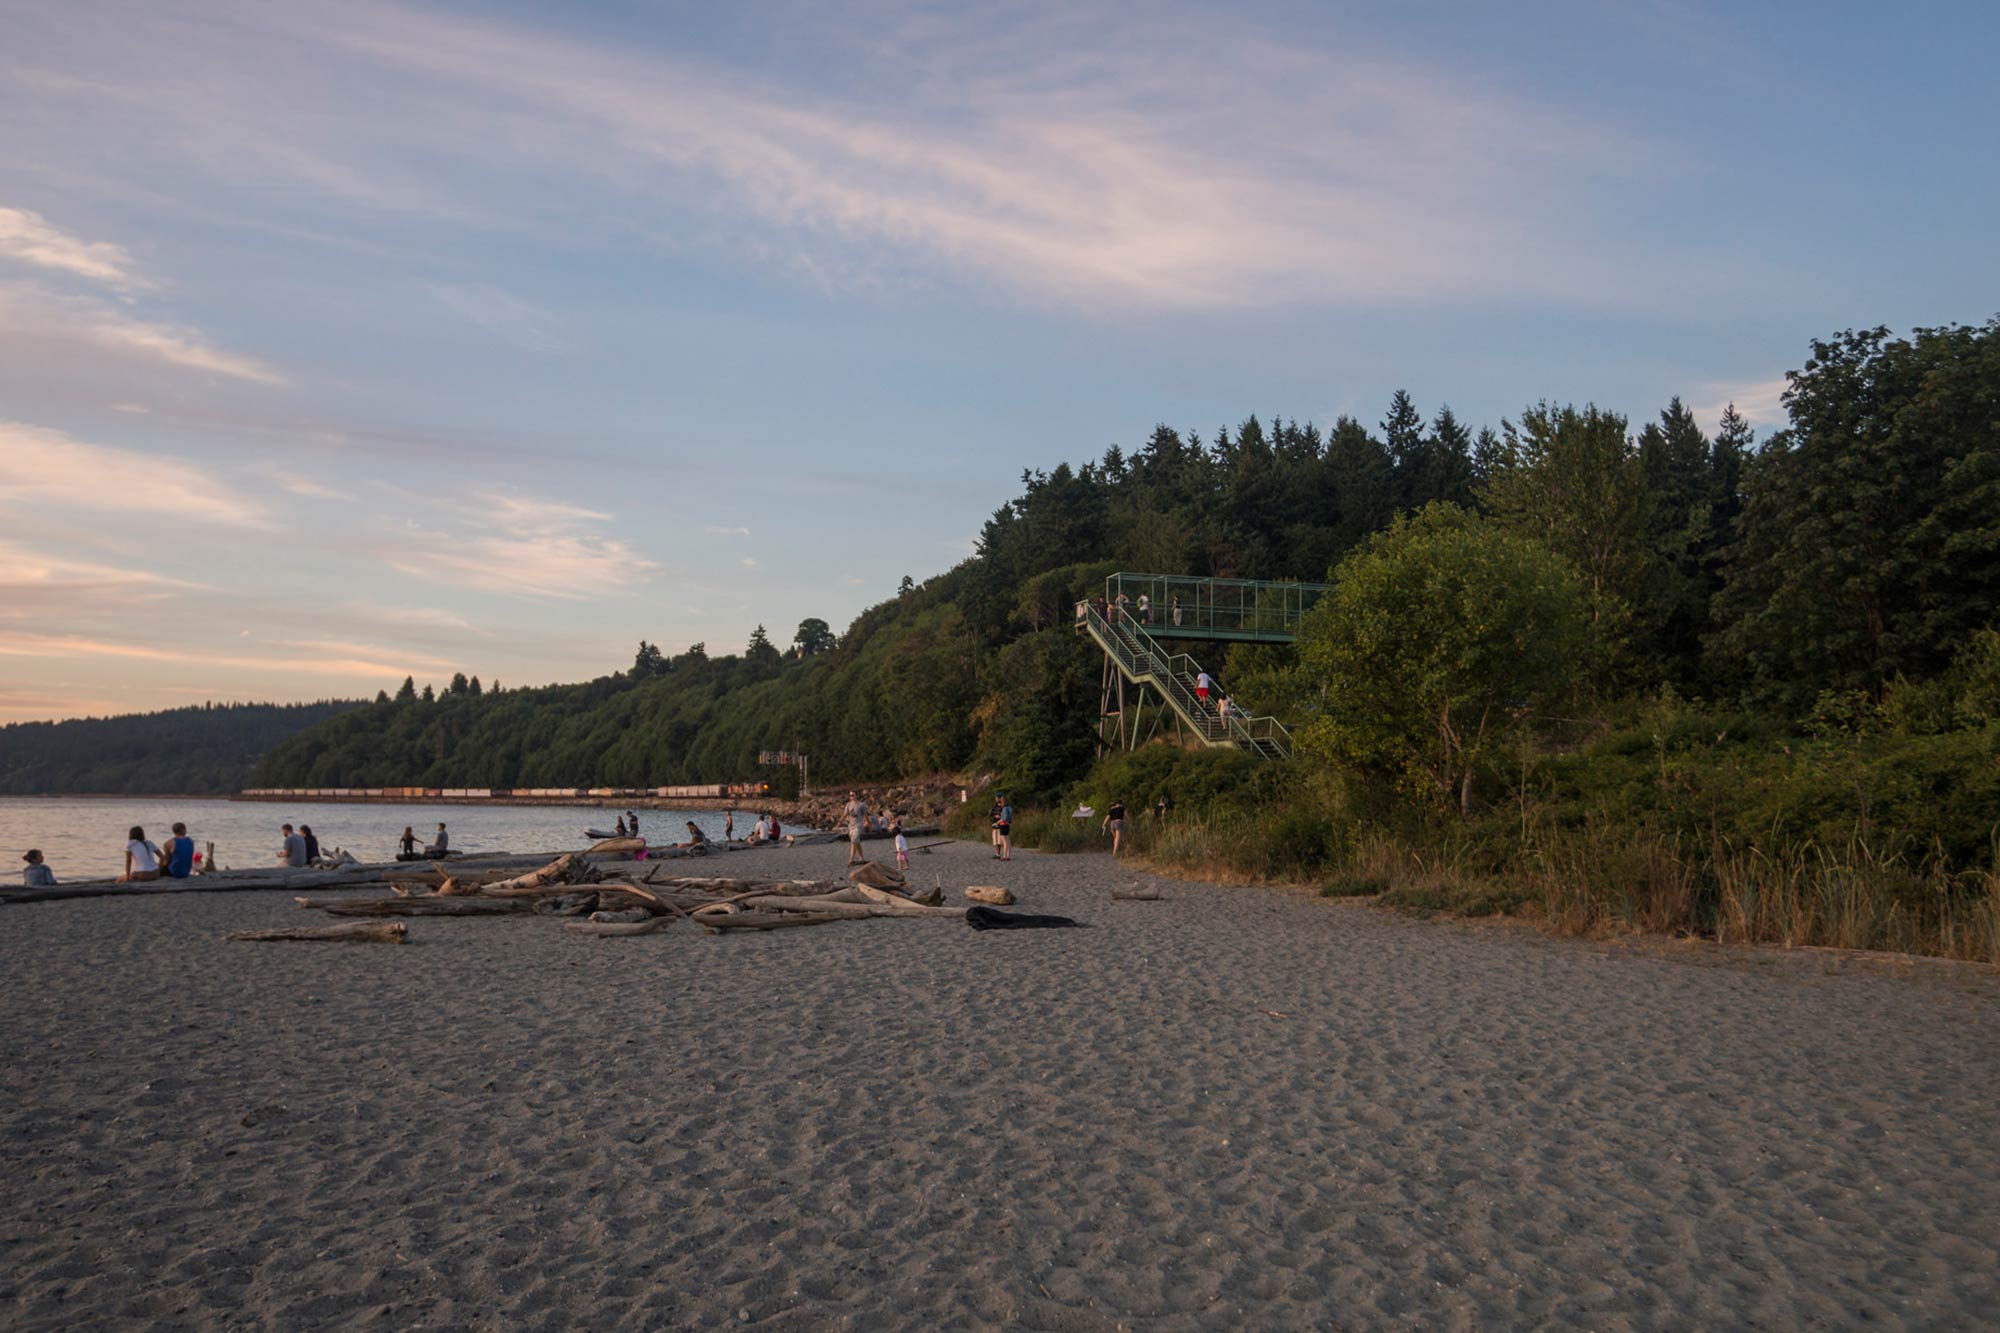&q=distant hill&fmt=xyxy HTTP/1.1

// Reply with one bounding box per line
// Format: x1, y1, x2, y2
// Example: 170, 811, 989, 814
0, 700, 367, 795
